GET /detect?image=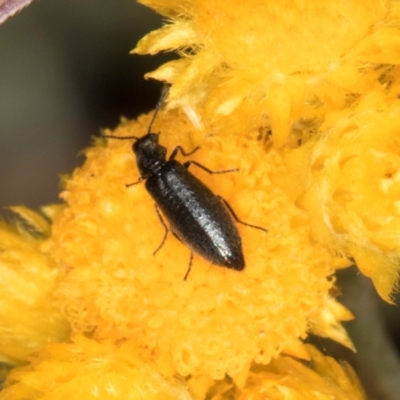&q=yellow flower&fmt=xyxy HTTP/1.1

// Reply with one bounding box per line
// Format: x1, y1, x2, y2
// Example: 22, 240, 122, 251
135, 0, 397, 146
135, 0, 400, 300
50, 110, 352, 381
0, 336, 365, 400
275, 92, 400, 302
0, 335, 191, 400
0, 207, 69, 365
5, 0, 397, 397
